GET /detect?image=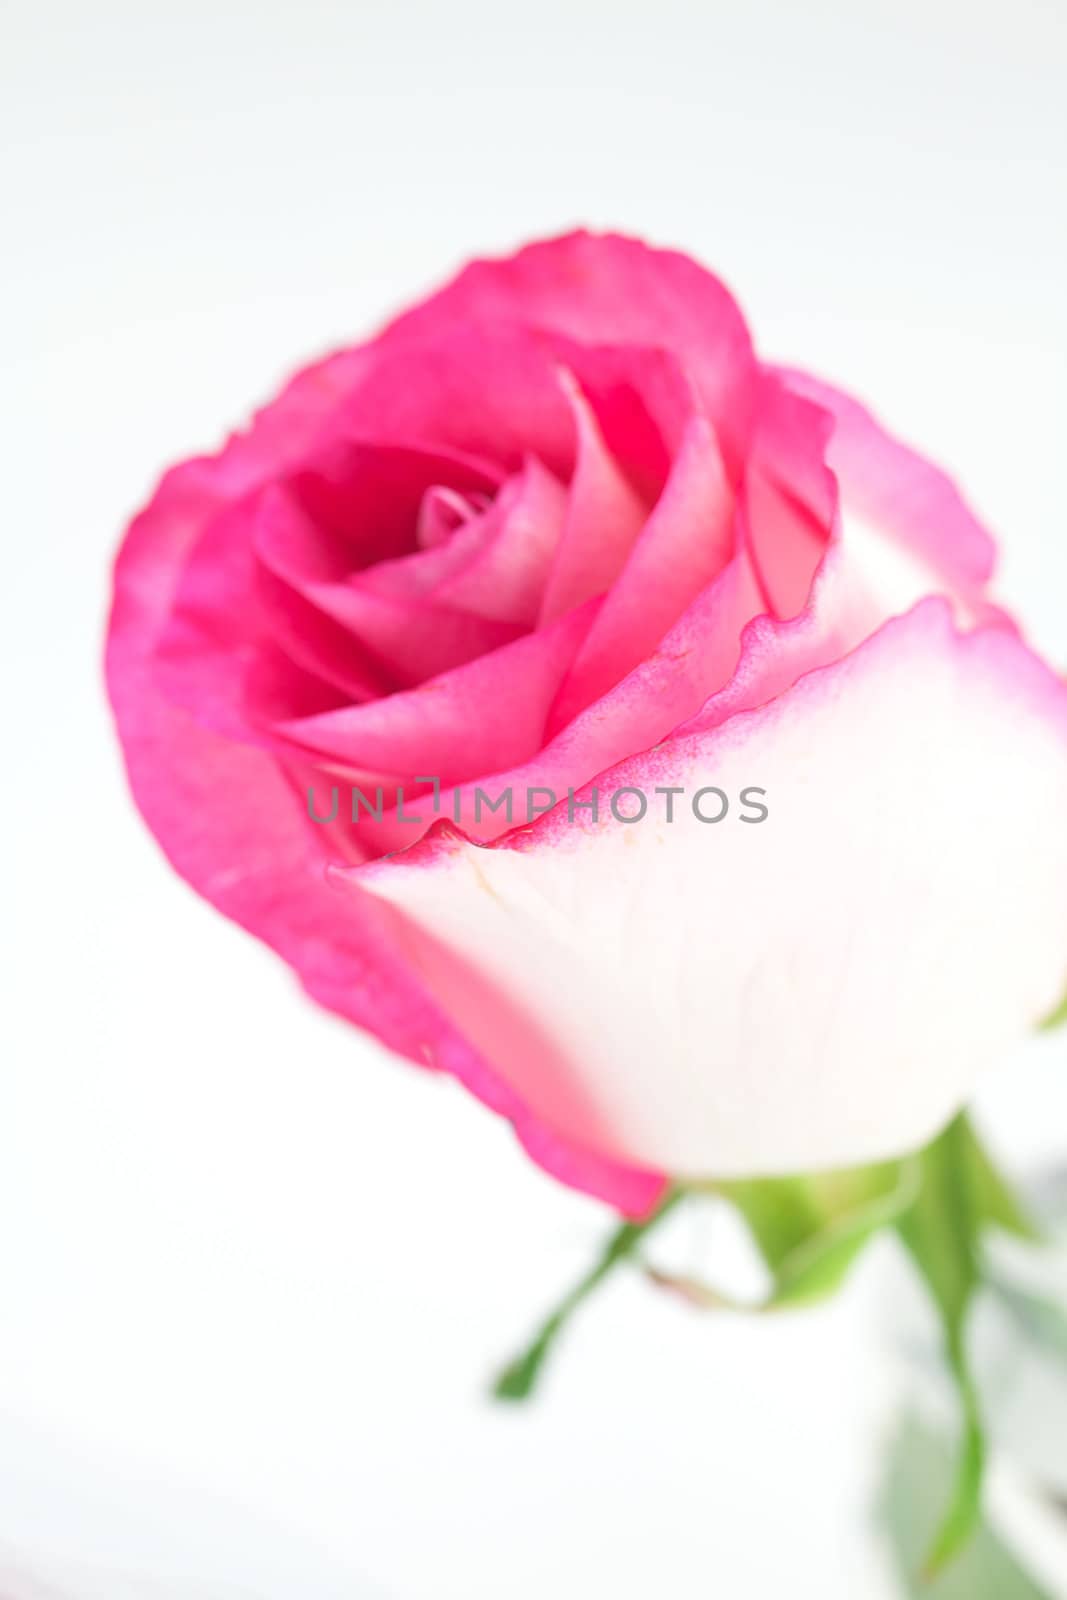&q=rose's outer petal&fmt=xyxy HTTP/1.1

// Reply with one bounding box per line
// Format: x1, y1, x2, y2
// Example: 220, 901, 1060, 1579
674, 373, 1013, 749
353, 600, 1067, 1178
380, 231, 759, 474
108, 420, 665, 1217
773, 366, 998, 592
345, 547, 765, 857
338, 323, 578, 479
